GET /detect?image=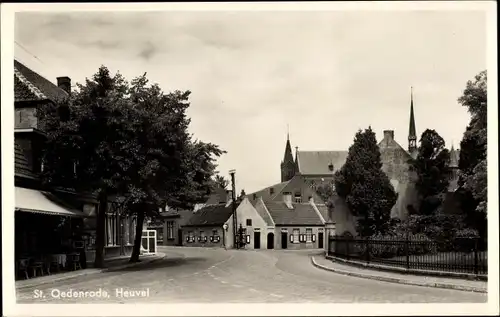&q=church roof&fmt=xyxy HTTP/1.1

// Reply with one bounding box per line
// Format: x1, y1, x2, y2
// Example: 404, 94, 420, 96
295, 151, 348, 175
14, 59, 68, 103
263, 201, 323, 226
